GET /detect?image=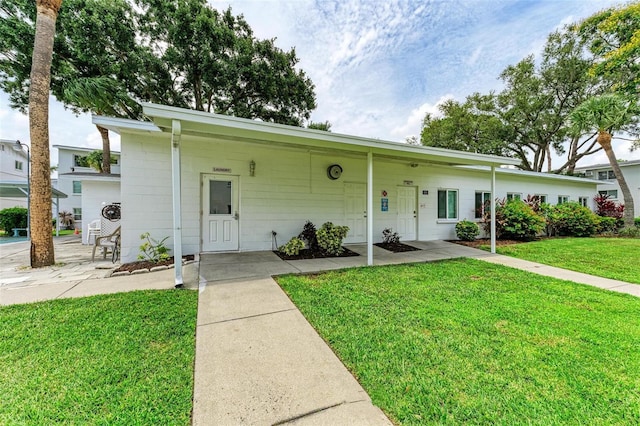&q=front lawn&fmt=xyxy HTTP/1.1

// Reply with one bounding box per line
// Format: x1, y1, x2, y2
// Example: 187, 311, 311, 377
493, 237, 640, 284
277, 259, 640, 425
0, 290, 198, 425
